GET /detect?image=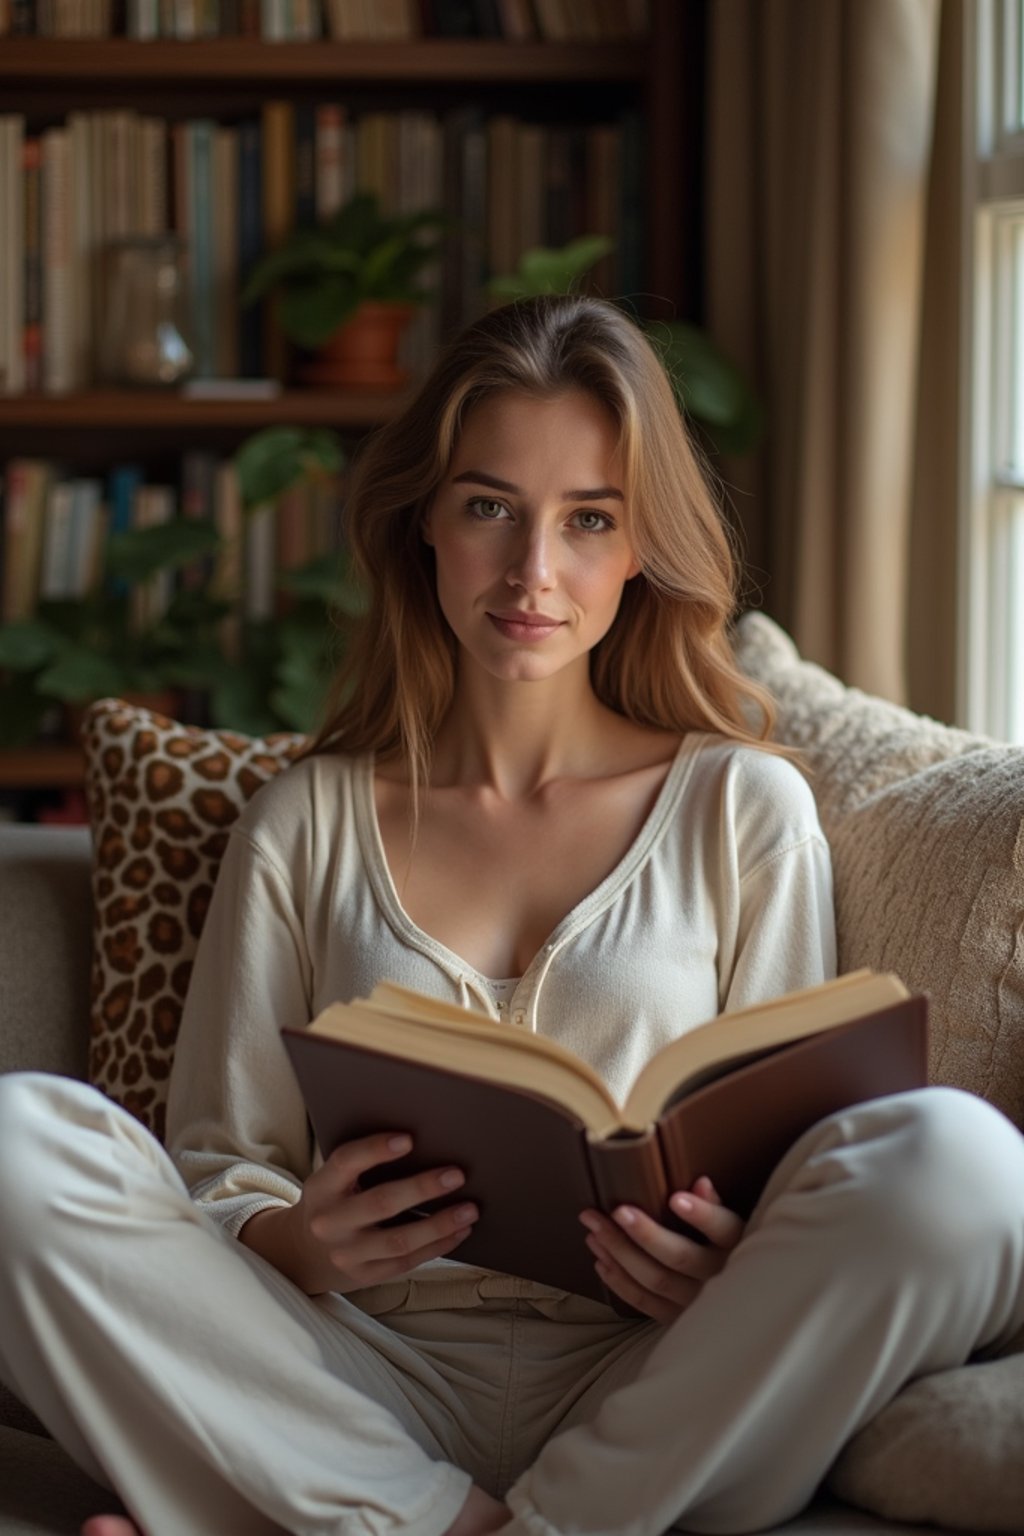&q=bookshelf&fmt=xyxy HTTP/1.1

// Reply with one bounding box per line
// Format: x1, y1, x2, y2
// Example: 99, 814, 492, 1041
0, 1, 703, 813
